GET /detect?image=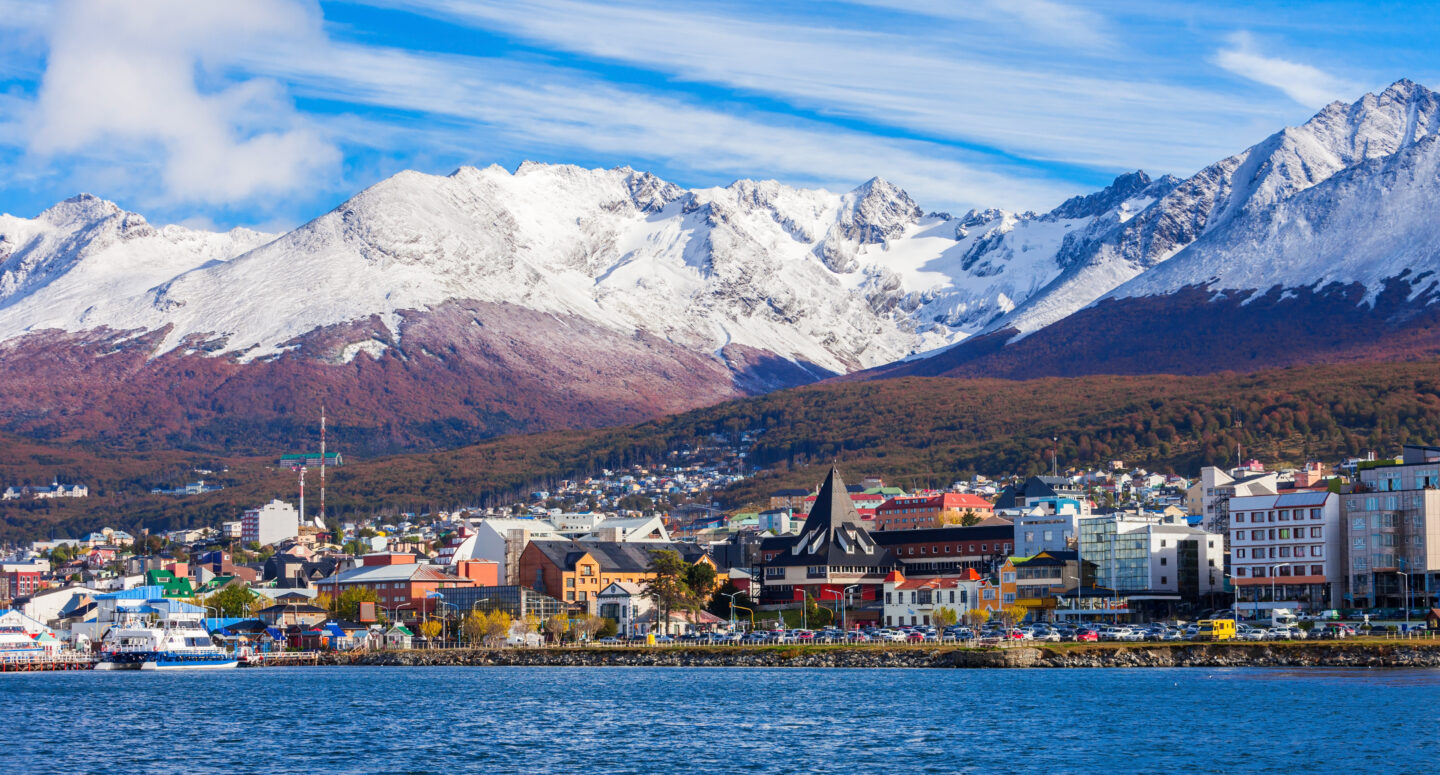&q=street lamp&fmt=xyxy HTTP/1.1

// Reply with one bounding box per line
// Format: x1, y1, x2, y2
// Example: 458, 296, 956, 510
842, 584, 859, 634
1268, 563, 1284, 623
721, 591, 742, 632
1398, 571, 1410, 633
